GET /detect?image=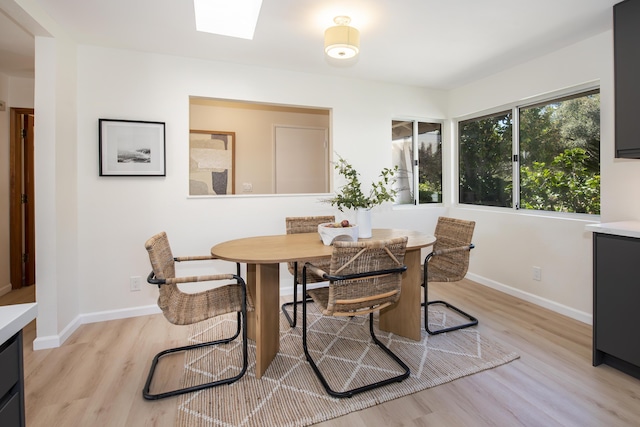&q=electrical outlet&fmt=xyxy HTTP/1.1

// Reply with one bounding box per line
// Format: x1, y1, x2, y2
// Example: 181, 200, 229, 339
532, 266, 542, 281
130, 276, 141, 291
